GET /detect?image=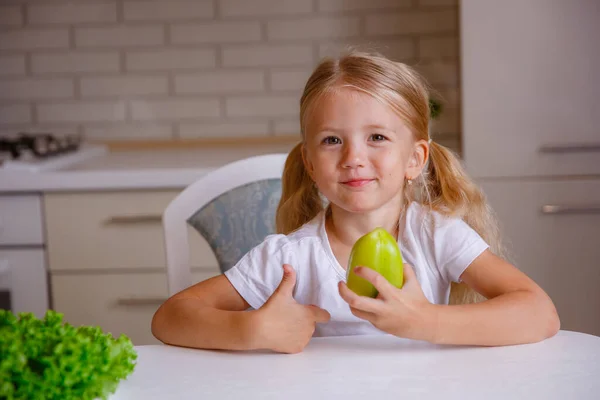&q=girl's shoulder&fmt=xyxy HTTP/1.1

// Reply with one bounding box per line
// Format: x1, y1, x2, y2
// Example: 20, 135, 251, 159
403, 202, 489, 283
253, 211, 325, 255
286, 212, 324, 241
404, 202, 476, 242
